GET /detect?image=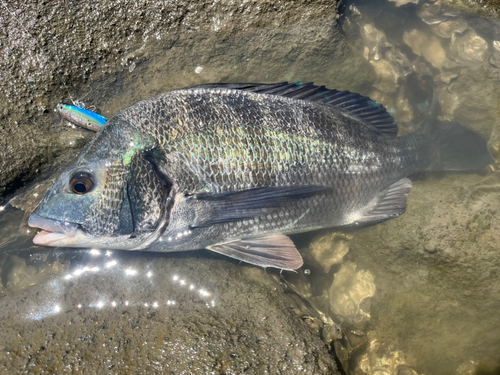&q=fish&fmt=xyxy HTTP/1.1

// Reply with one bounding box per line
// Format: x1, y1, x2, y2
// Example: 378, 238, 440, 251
56, 103, 107, 132
28, 82, 493, 270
